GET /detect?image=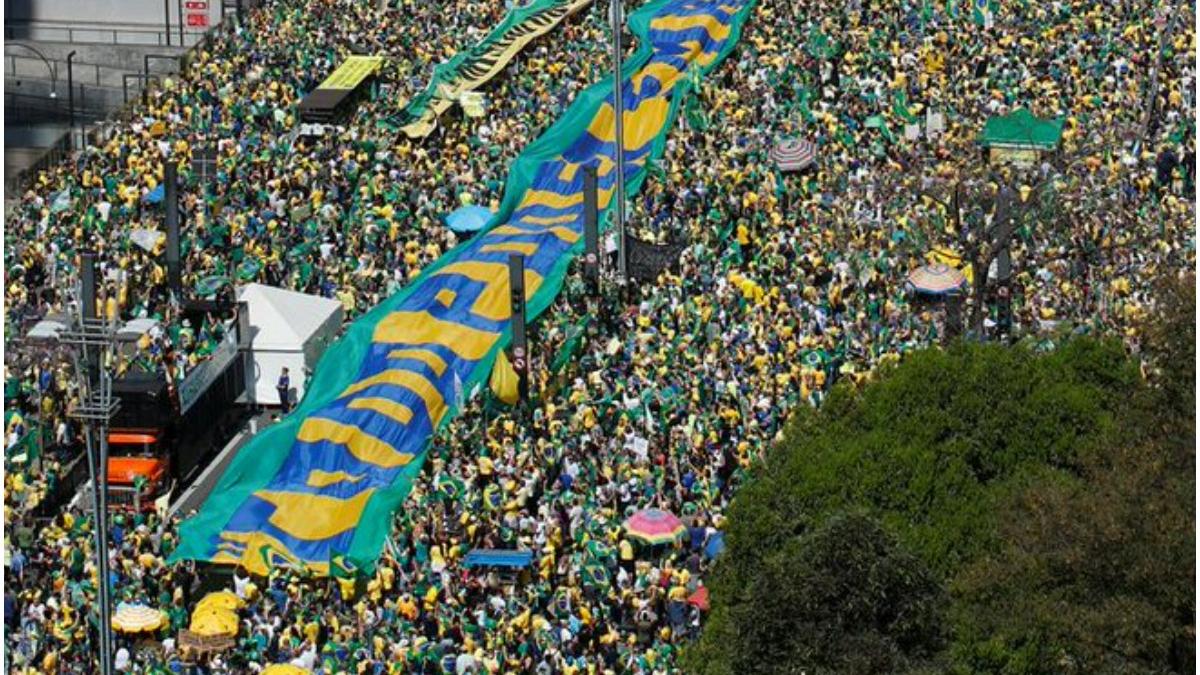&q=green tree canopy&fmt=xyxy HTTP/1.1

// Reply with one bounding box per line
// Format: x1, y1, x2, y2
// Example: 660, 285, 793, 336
688, 279, 1194, 674
692, 511, 943, 675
